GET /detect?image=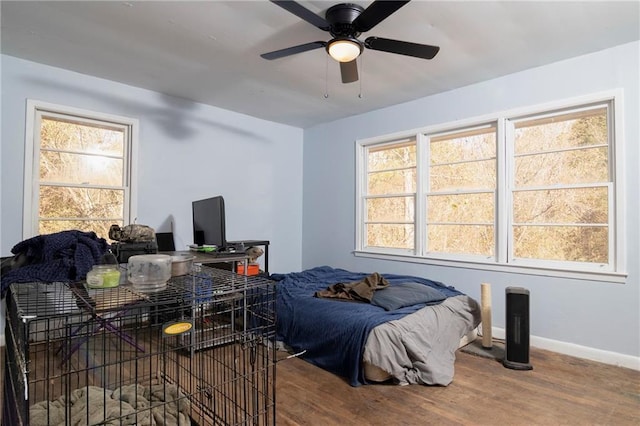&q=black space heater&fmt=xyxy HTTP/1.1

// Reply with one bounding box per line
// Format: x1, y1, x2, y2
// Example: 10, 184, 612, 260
503, 287, 533, 370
